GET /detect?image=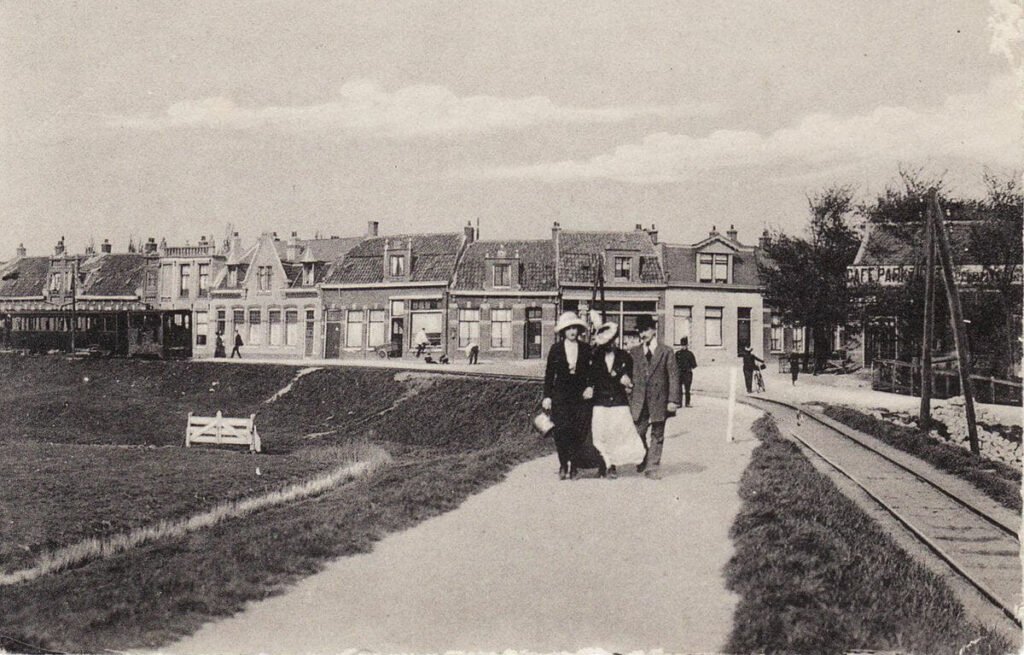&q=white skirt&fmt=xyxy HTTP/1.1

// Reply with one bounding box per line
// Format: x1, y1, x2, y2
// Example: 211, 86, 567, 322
591, 405, 646, 466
